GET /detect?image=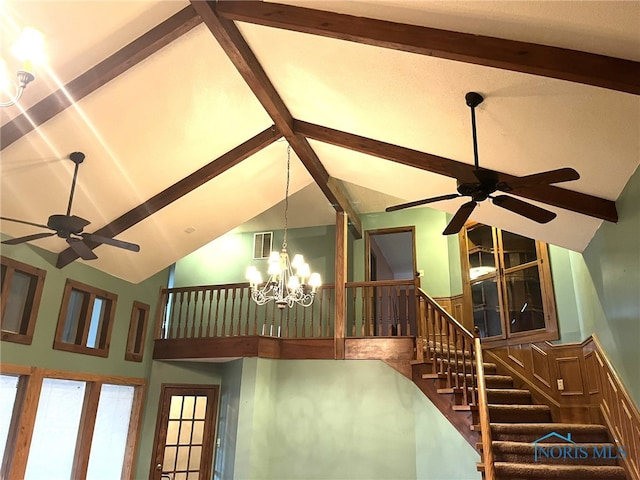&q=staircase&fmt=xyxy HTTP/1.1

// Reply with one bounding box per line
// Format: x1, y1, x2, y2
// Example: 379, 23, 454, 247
414, 348, 629, 480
